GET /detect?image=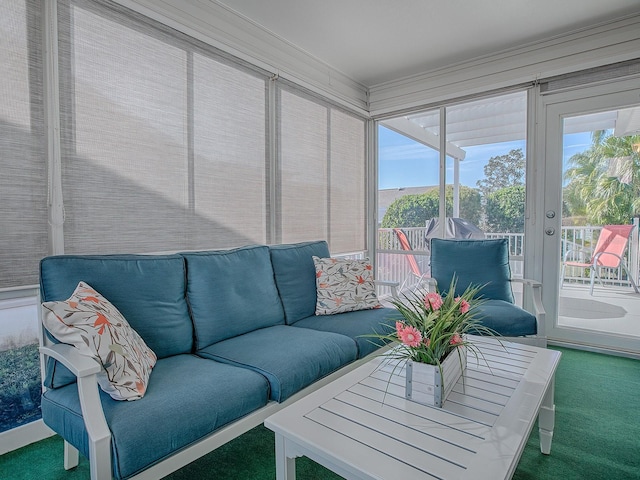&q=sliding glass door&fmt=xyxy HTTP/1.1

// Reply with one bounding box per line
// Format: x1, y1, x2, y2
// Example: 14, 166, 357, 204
376, 91, 528, 296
